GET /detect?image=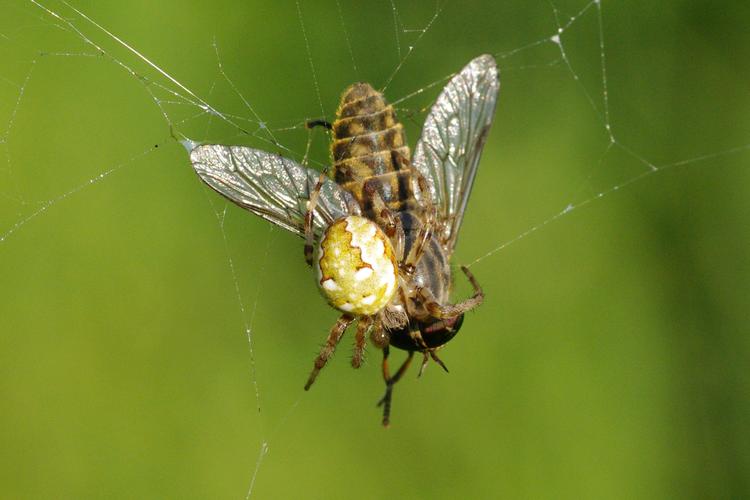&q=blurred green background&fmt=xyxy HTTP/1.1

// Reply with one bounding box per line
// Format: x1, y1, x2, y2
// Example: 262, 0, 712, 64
1, 1, 749, 498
